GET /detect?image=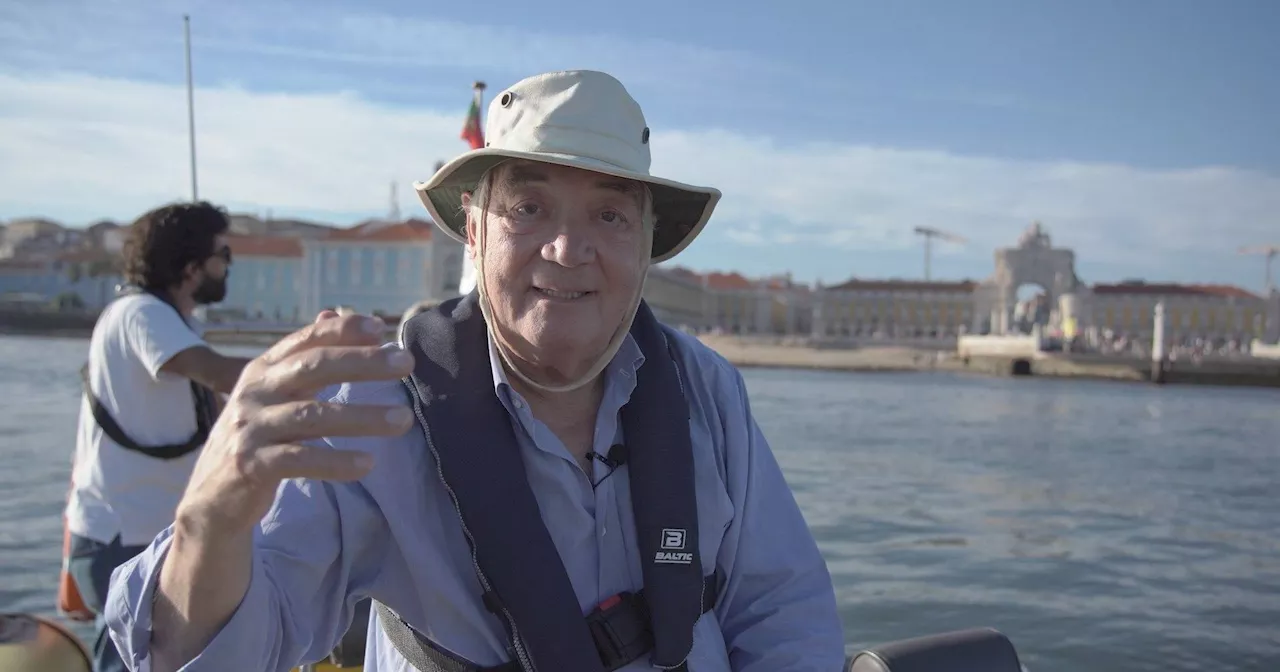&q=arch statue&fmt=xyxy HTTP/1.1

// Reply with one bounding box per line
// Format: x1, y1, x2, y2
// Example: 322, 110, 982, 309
970, 222, 1090, 335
